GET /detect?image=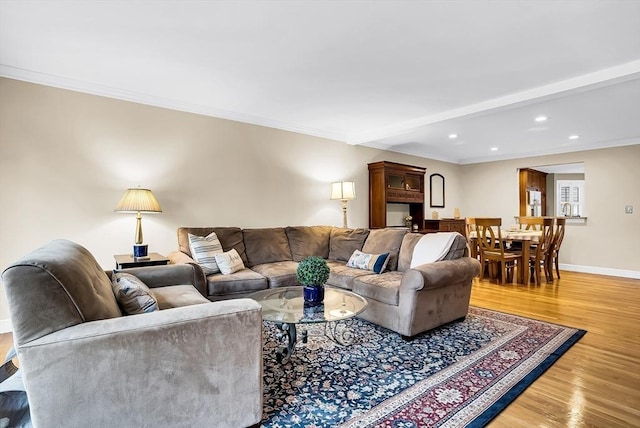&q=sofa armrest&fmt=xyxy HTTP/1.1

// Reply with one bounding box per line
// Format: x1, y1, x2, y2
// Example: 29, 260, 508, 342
168, 250, 196, 265
17, 299, 263, 428
118, 263, 207, 297
401, 257, 481, 292
107, 263, 207, 297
